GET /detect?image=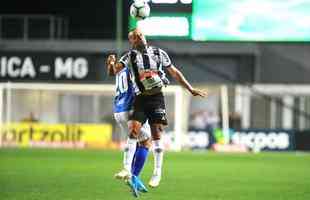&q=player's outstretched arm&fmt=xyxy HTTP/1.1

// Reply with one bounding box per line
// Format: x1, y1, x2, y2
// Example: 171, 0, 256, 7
106, 54, 125, 76
167, 65, 207, 97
